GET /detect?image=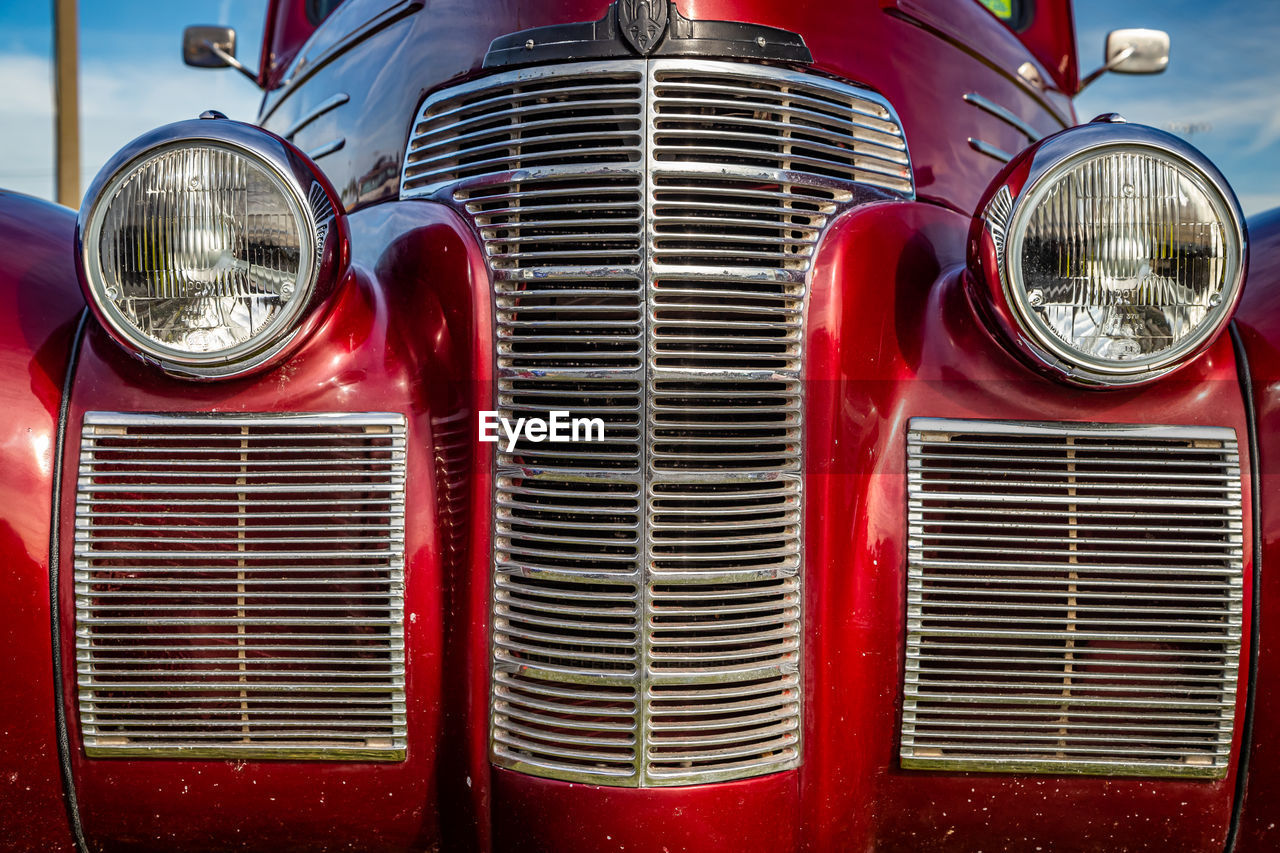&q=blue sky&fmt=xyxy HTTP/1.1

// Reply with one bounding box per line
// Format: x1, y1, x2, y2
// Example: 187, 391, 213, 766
1074, 0, 1280, 215
0, 0, 264, 200
0, 0, 1277, 215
